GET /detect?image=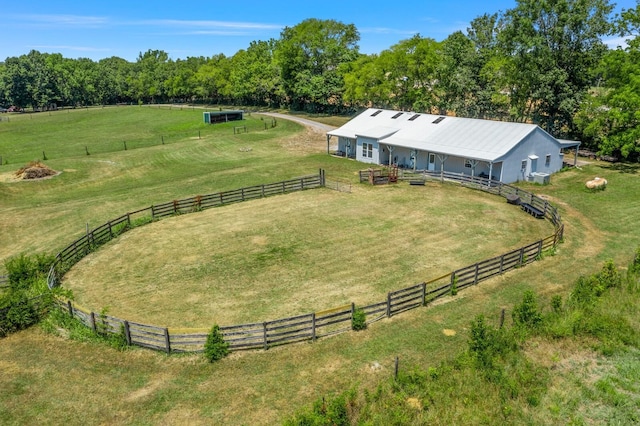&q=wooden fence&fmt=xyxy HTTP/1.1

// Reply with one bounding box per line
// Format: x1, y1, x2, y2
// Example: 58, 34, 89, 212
47, 171, 325, 287
48, 169, 564, 354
